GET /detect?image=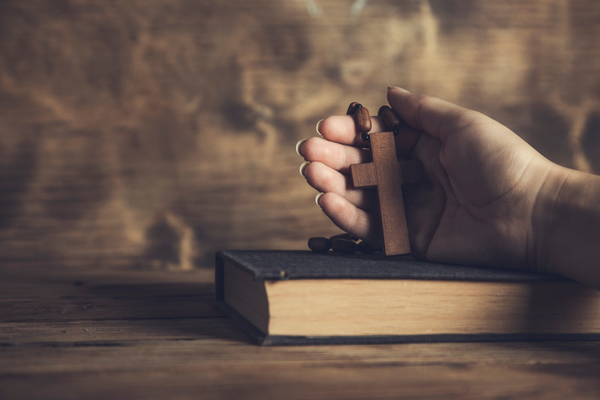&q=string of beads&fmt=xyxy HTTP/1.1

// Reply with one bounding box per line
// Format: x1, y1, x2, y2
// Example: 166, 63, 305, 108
346, 102, 403, 141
